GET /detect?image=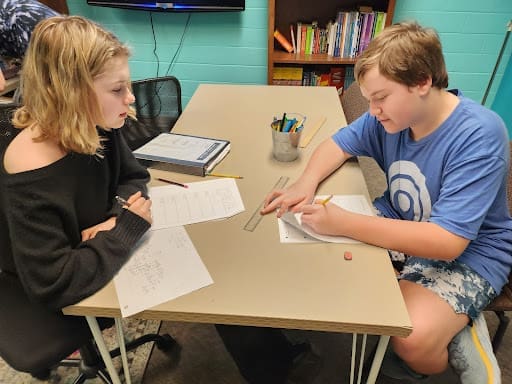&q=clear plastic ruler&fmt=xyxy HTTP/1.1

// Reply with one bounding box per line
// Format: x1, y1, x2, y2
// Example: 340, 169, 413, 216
243, 175, 290, 232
